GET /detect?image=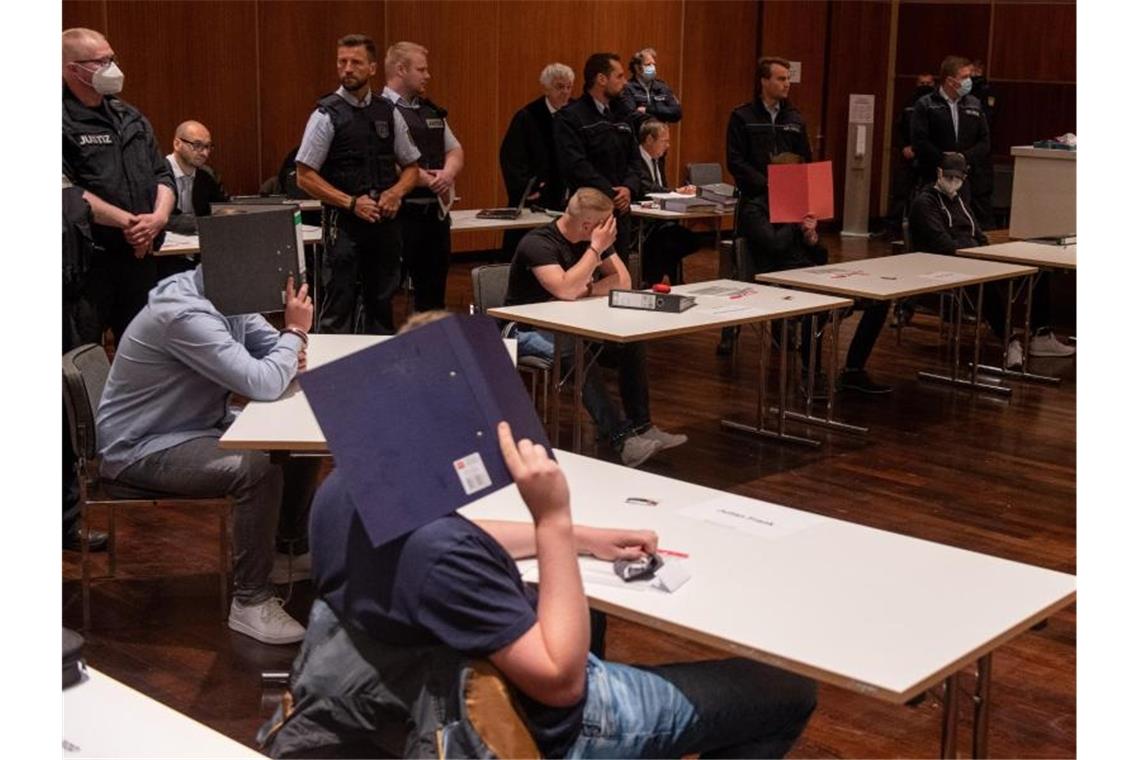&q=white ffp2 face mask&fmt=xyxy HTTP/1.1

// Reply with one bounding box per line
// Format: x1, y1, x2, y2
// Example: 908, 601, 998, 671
86, 61, 124, 95
937, 176, 964, 197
